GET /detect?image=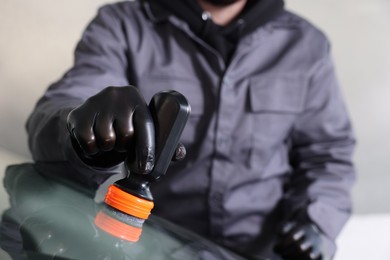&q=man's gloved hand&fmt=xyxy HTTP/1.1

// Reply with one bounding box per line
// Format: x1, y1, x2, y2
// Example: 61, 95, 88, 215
274, 211, 330, 260
67, 86, 184, 173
